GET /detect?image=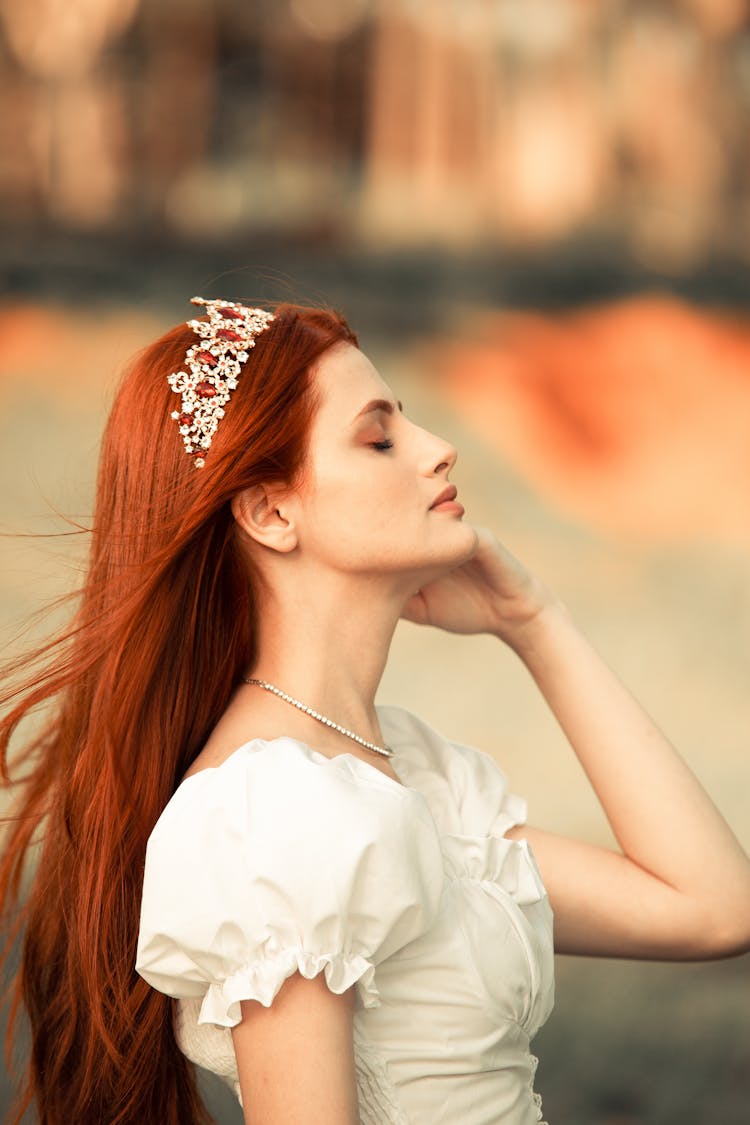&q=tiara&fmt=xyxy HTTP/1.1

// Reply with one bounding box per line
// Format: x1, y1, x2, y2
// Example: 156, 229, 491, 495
167, 297, 275, 468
